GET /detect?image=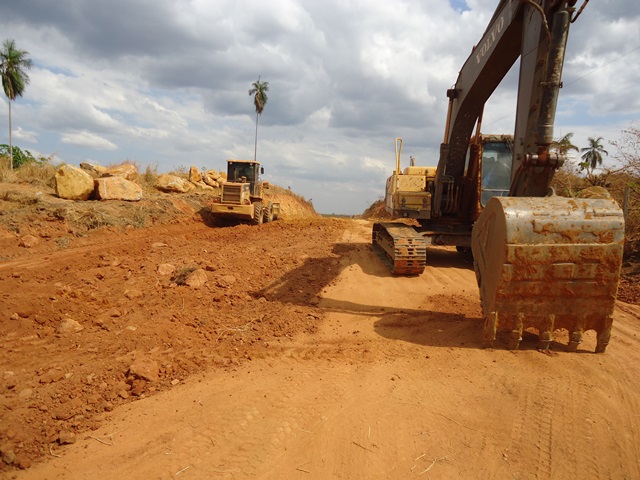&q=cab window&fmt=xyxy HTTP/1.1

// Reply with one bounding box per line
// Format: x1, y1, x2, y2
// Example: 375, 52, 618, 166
481, 142, 512, 206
